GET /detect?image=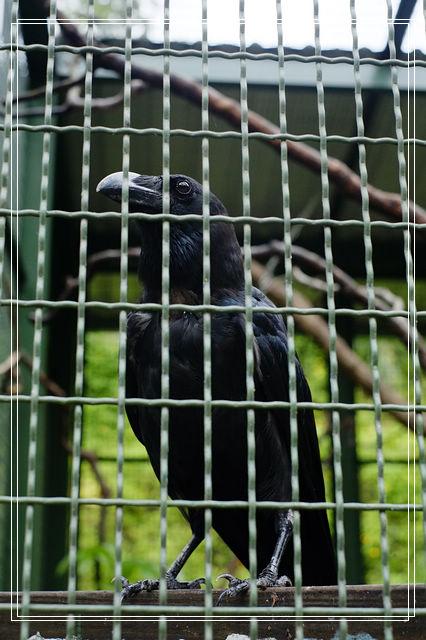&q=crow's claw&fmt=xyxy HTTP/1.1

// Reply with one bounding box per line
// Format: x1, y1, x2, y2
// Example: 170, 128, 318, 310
216, 574, 250, 605
216, 571, 292, 606
118, 575, 206, 600
120, 577, 160, 600
256, 569, 292, 589
178, 577, 206, 590
275, 574, 292, 587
